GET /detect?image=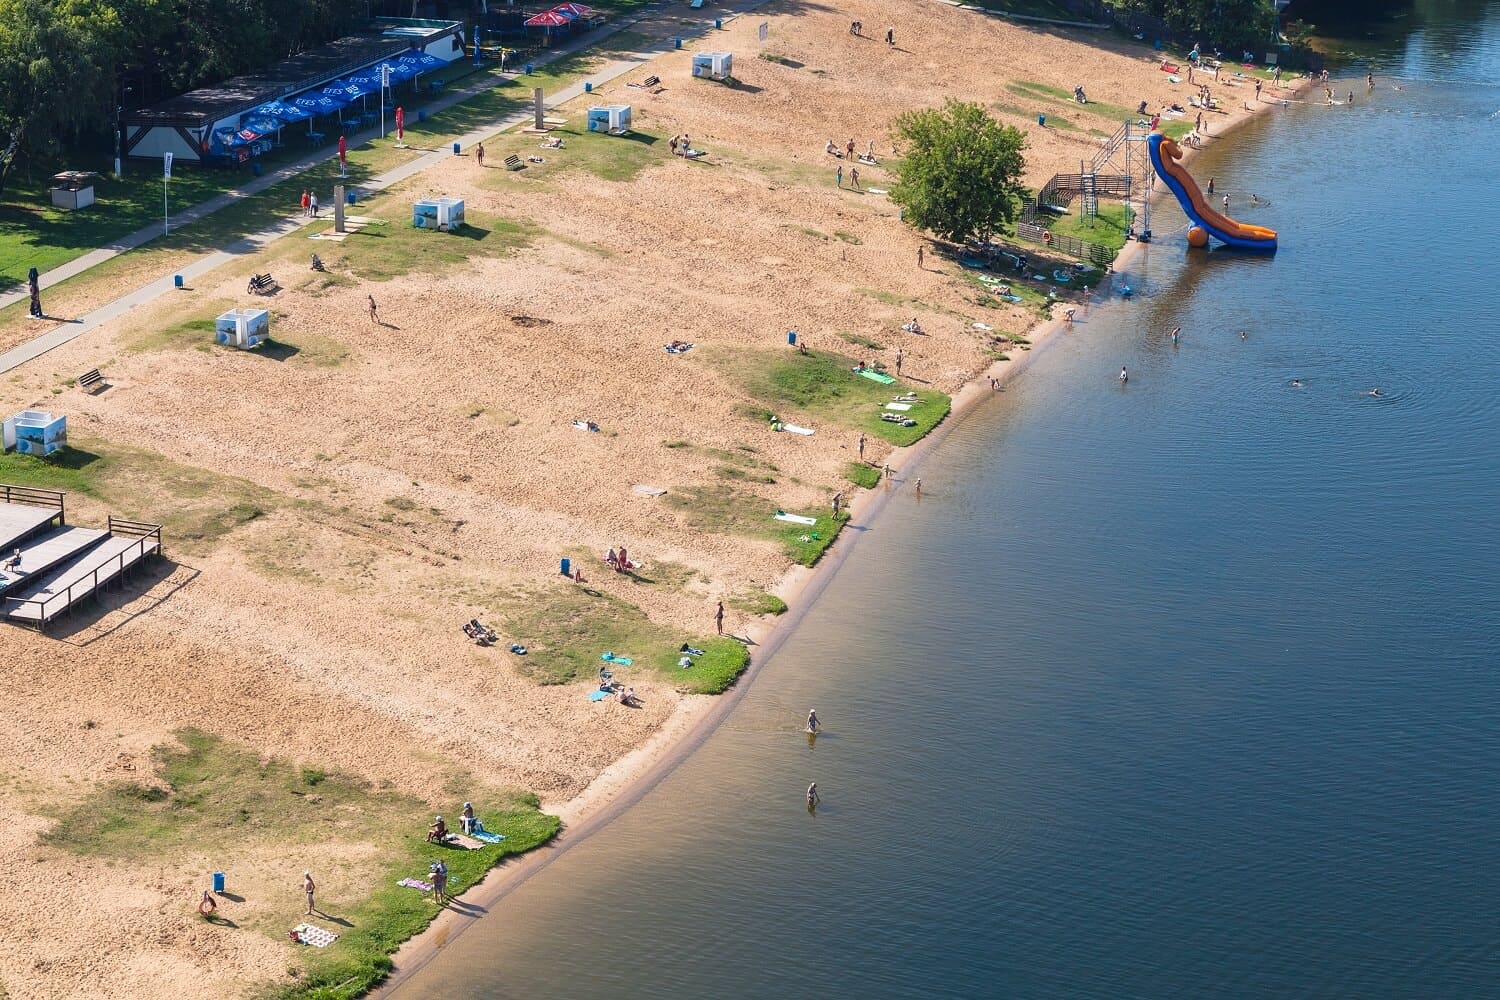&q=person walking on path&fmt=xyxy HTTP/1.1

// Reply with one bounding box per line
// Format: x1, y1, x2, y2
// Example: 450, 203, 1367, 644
300, 190, 310, 217
337, 134, 347, 177
883, 463, 892, 480
27, 266, 42, 319
836, 164, 843, 188
303, 871, 316, 916
368, 295, 379, 324
476, 141, 485, 168
831, 491, 843, 516
715, 600, 725, 635
309, 191, 319, 218
916, 245, 924, 268
858, 431, 866, 461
